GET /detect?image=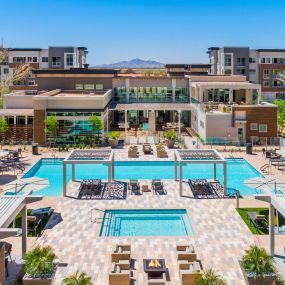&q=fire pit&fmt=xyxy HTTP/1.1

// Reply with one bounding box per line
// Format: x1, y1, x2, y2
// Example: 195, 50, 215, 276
143, 259, 166, 277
